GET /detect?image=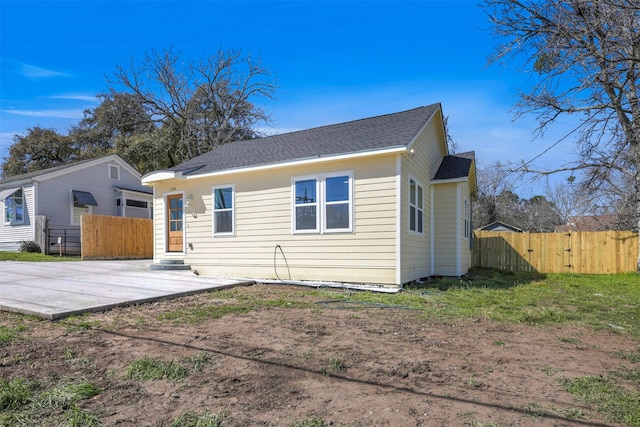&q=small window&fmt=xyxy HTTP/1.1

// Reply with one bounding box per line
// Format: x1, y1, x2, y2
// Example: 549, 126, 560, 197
4, 188, 24, 224
213, 185, 234, 235
294, 178, 318, 232
109, 164, 120, 180
409, 178, 424, 234
126, 199, 148, 209
464, 200, 470, 239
